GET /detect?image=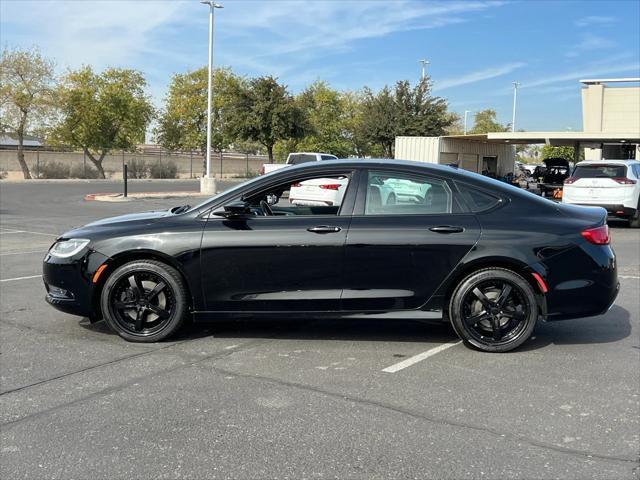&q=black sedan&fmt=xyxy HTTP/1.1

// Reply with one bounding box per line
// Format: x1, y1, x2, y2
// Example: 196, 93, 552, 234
43, 159, 619, 352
